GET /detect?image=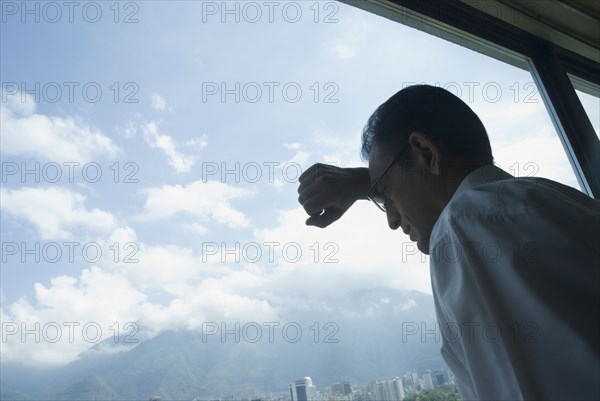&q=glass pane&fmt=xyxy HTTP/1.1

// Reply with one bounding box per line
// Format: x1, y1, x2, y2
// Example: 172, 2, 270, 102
0, 1, 584, 400
574, 88, 600, 139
